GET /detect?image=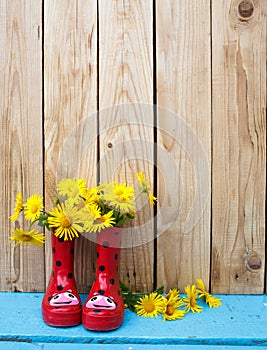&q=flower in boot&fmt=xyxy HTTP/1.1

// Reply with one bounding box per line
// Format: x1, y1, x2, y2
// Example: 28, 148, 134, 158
136, 171, 157, 206
82, 203, 101, 232
9, 193, 23, 221
48, 202, 85, 240
163, 297, 185, 321
9, 228, 45, 247
183, 284, 202, 313
135, 292, 167, 318
57, 178, 86, 205
104, 182, 135, 213
112, 182, 134, 201
90, 211, 116, 233
24, 194, 44, 222
9, 174, 157, 245
80, 185, 100, 206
